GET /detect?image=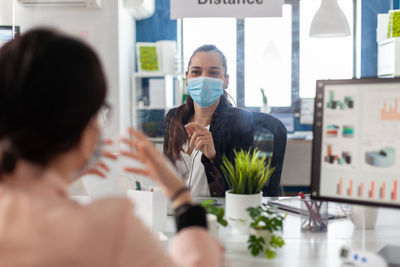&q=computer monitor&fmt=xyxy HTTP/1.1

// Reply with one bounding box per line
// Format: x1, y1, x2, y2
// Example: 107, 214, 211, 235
311, 78, 400, 209
271, 113, 295, 133
0, 26, 20, 48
